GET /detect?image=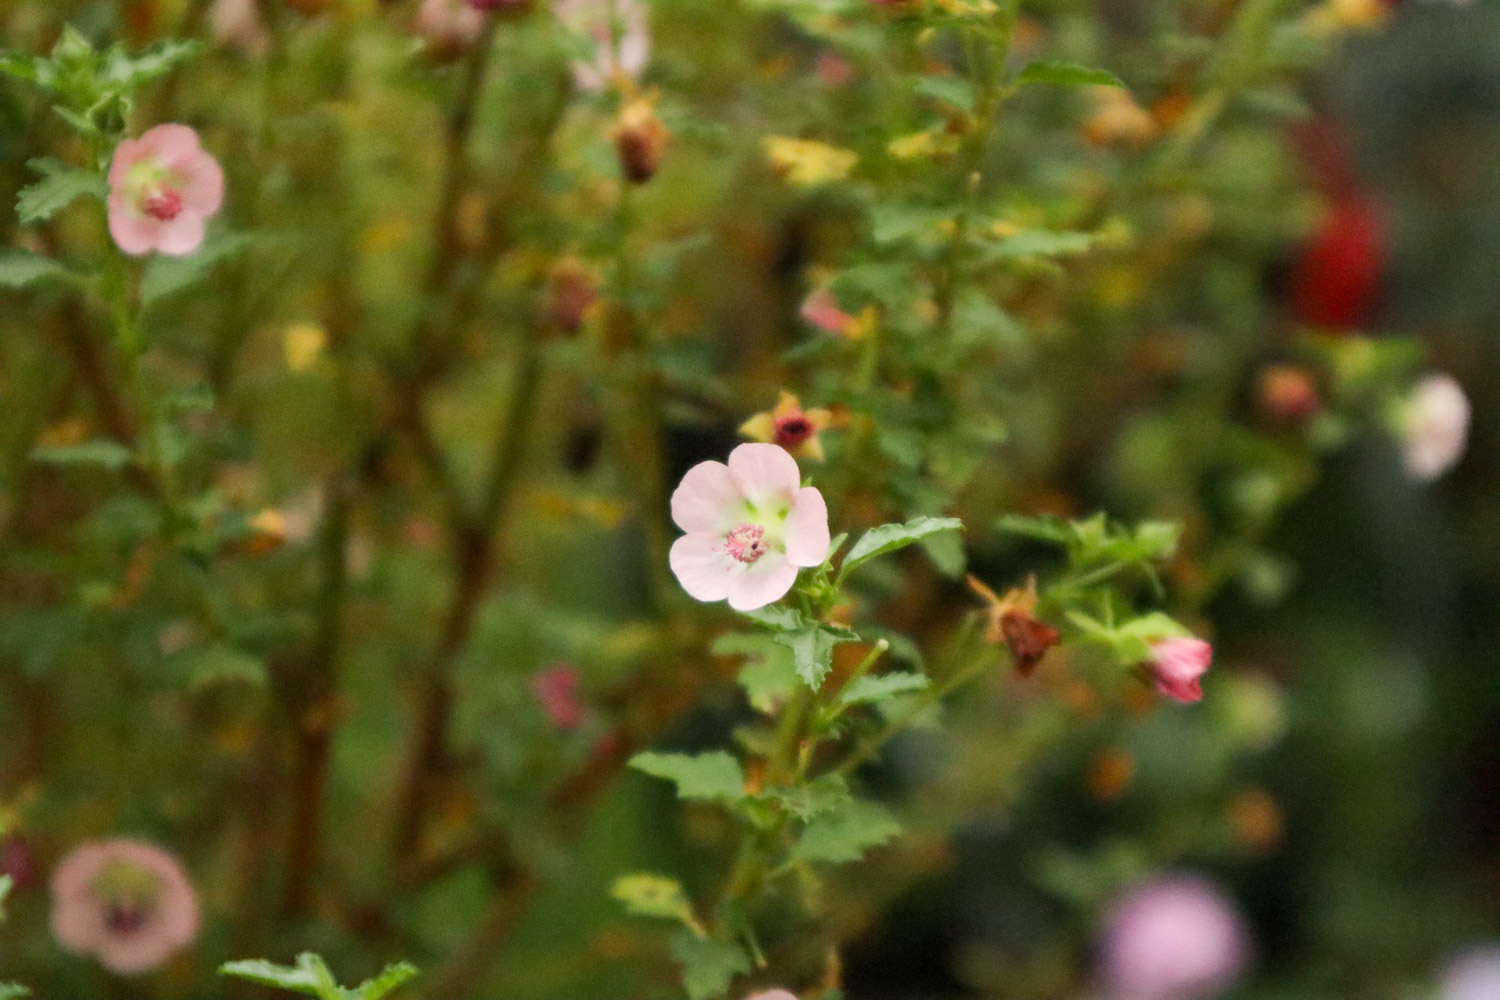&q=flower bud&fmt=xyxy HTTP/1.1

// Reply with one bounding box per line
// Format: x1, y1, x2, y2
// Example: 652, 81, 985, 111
613, 97, 668, 185
1147, 636, 1212, 703
546, 257, 601, 335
